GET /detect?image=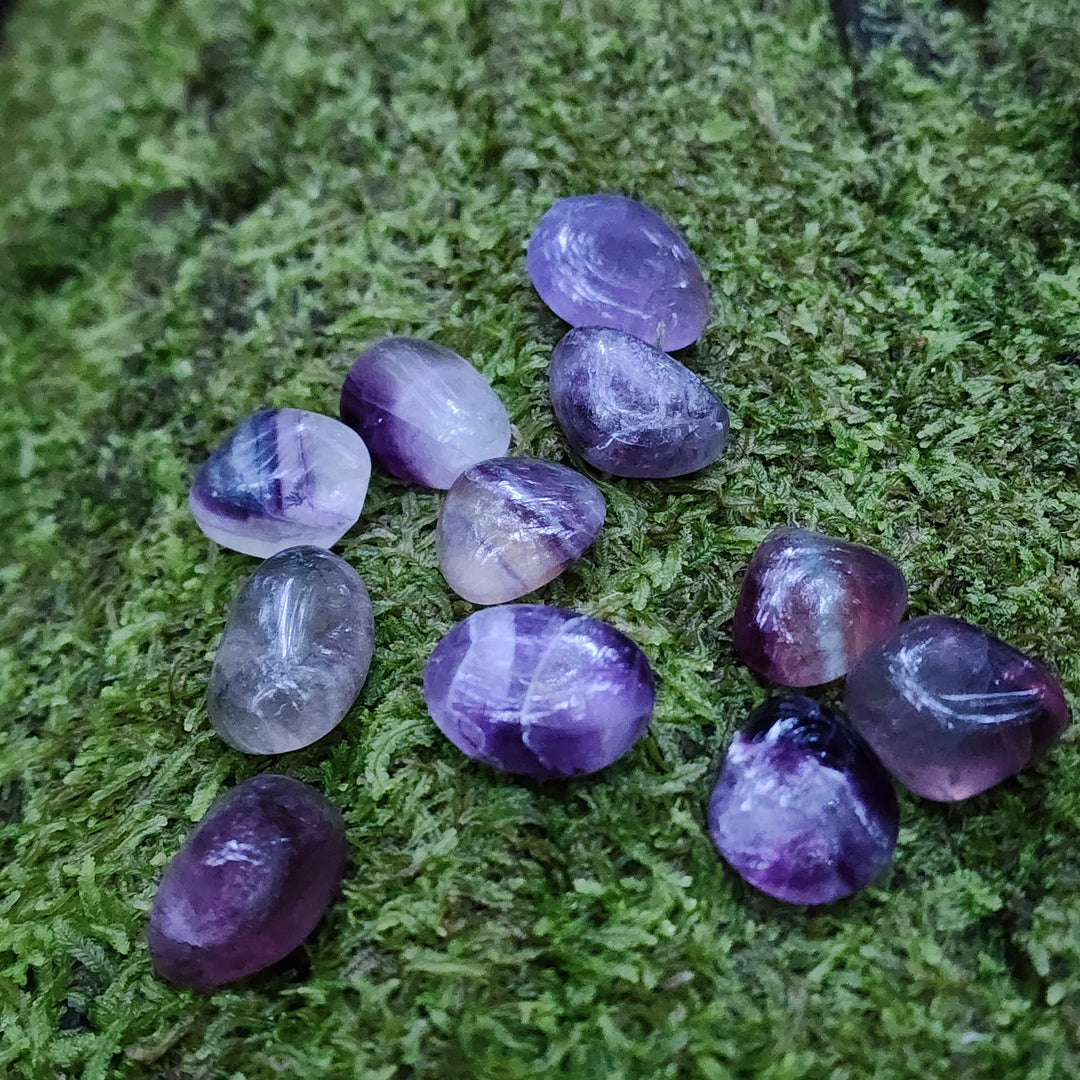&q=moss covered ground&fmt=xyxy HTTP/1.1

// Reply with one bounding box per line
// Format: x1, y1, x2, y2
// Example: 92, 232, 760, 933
2, 0, 1080, 1076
